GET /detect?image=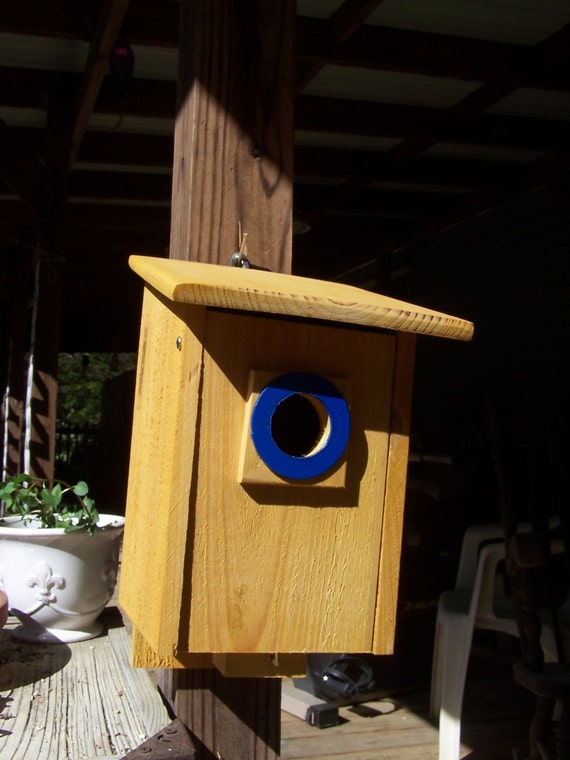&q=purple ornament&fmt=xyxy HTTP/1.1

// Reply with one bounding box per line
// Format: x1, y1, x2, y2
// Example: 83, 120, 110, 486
109, 41, 135, 99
